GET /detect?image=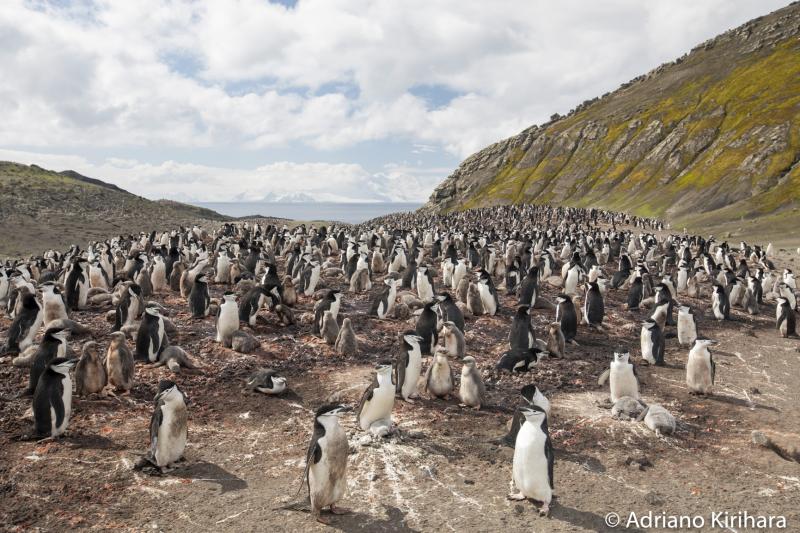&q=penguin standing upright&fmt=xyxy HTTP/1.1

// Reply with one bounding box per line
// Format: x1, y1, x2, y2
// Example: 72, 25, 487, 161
188, 273, 210, 318
139, 380, 188, 473
518, 267, 539, 307
677, 306, 698, 346
509, 305, 536, 351
424, 348, 454, 399
627, 275, 644, 310
603, 351, 639, 402
435, 292, 465, 332
65, 259, 89, 310
416, 264, 435, 302
302, 404, 351, 524
334, 317, 358, 356
776, 297, 797, 338
2, 292, 42, 354
687, 339, 716, 394
215, 292, 239, 348
555, 294, 578, 343
26, 327, 69, 396
75, 341, 107, 396
711, 284, 730, 320
320, 311, 339, 344
501, 384, 551, 447
583, 281, 605, 327
369, 279, 397, 319
32, 357, 77, 437
313, 290, 341, 336
459, 356, 486, 409
356, 363, 395, 437
106, 331, 134, 394
508, 407, 554, 516
41, 283, 68, 328
546, 323, 565, 358
394, 332, 424, 402
113, 284, 142, 332
135, 306, 167, 362
441, 320, 465, 358
640, 318, 665, 366
415, 301, 439, 355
